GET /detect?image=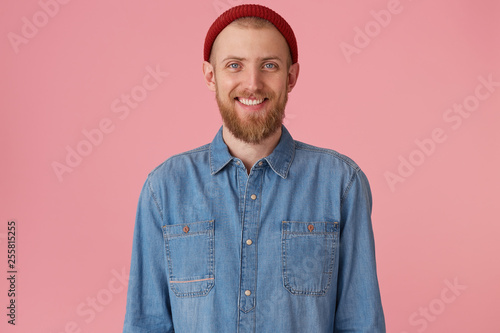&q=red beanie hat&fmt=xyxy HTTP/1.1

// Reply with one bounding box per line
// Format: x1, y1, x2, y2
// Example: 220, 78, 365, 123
204, 4, 298, 64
